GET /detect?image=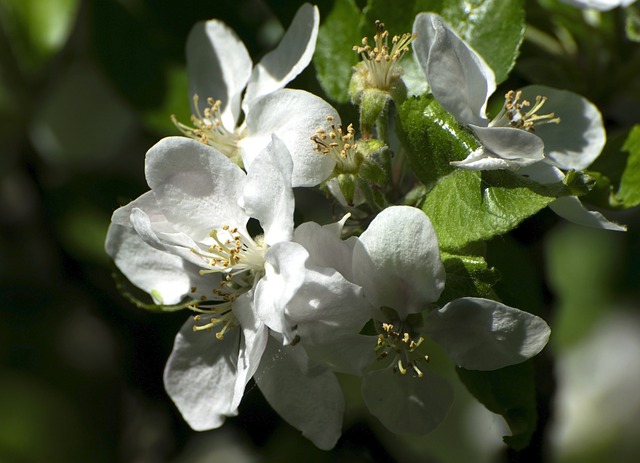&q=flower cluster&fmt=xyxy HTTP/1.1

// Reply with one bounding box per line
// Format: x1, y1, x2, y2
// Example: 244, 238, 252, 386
106, 2, 626, 450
